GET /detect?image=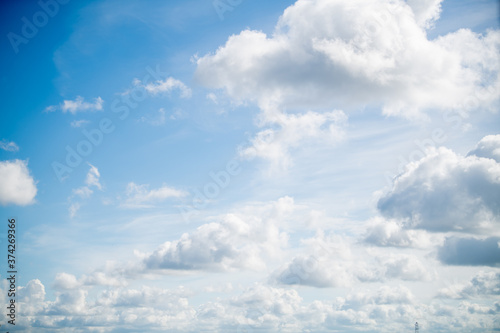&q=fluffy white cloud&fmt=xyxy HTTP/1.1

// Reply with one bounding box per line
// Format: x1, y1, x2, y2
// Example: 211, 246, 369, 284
0, 159, 37, 206
378, 138, 500, 233
18, 279, 46, 303
8, 279, 196, 331
141, 197, 293, 272
122, 182, 187, 208
438, 236, 500, 267
47, 290, 88, 316
195, 0, 499, 118
239, 110, 347, 170
53, 273, 80, 290
0, 139, 19, 152
406, 0, 443, 29
271, 254, 353, 288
